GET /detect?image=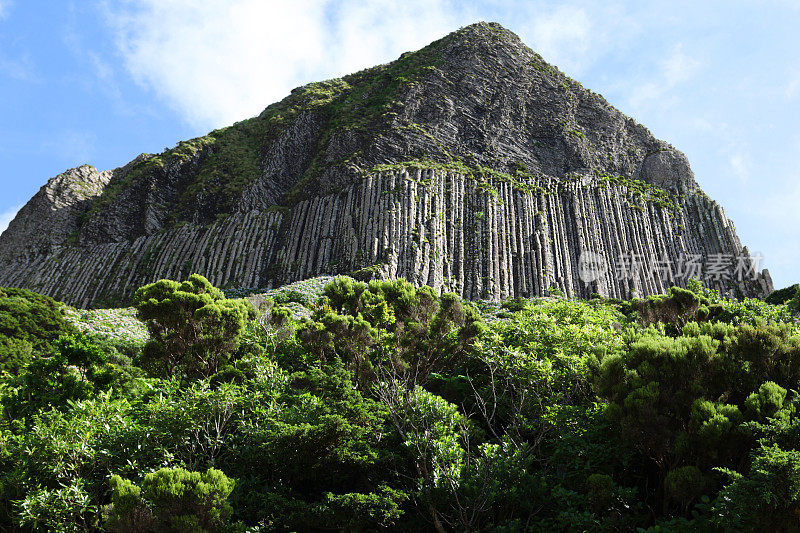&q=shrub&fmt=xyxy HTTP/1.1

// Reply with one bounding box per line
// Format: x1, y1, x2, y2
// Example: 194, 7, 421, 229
790, 286, 800, 316
298, 278, 484, 386
664, 466, 709, 510
14, 480, 95, 533
586, 474, 616, 512
106, 468, 234, 533
766, 284, 799, 305
744, 381, 790, 421
632, 286, 704, 328
715, 445, 800, 531
0, 287, 76, 373
134, 274, 255, 379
